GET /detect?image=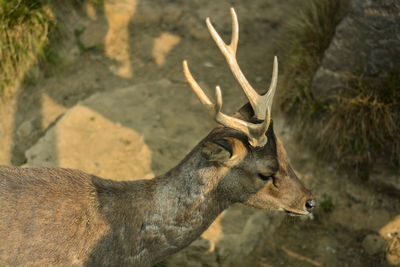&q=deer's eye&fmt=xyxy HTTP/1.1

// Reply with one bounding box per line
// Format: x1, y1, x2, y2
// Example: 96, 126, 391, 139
258, 174, 278, 187
258, 173, 273, 182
